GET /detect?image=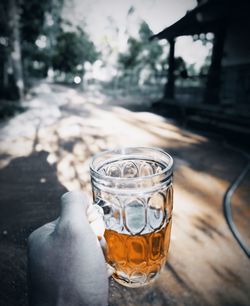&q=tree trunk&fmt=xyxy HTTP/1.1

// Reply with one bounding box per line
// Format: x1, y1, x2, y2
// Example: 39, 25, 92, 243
8, 0, 24, 100
164, 38, 175, 99
203, 24, 227, 104
3, 58, 8, 88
